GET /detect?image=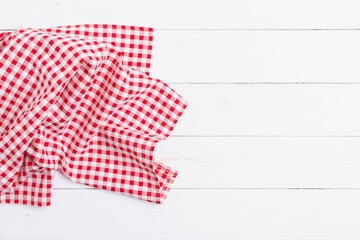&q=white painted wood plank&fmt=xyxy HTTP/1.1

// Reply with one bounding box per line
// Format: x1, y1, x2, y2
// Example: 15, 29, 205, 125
151, 31, 360, 83
2, 30, 360, 83
54, 137, 360, 189
155, 137, 360, 188
0, 81, 355, 135
170, 84, 360, 135
1, 0, 360, 29
1, 189, 360, 240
